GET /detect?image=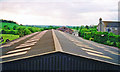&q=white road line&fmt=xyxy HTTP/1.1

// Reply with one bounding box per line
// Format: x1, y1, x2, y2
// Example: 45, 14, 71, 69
7, 47, 31, 54
0, 51, 27, 59
21, 42, 37, 45
74, 43, 94, 49
26, 39, 39, 43
78, 37, 106, 48
82, 48, 103, 54
86, 52, 112, 59
16, 43, 35, 49
104, 49, 120, 55
60, 31, 106, 50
